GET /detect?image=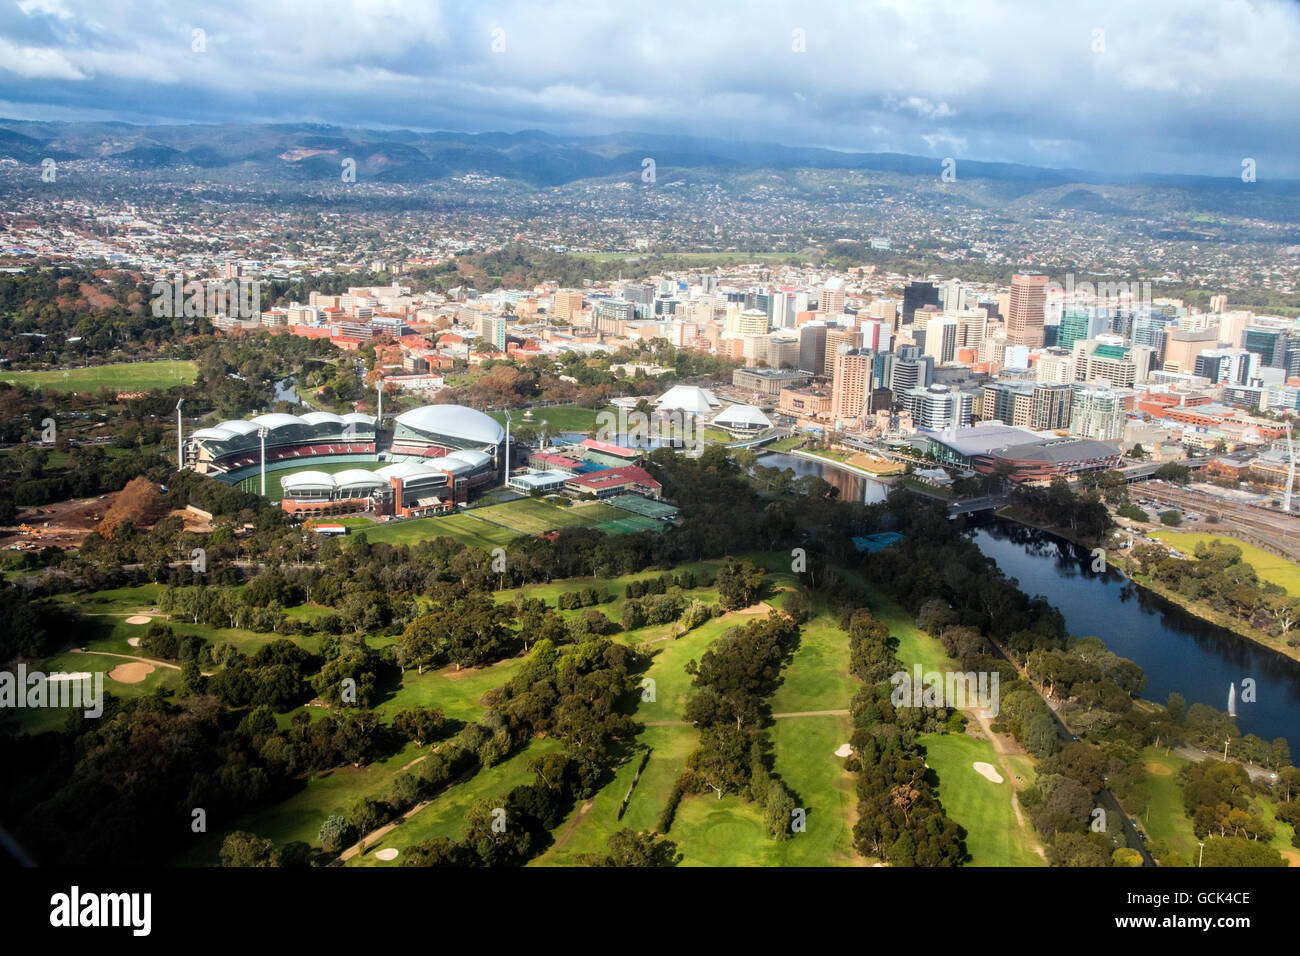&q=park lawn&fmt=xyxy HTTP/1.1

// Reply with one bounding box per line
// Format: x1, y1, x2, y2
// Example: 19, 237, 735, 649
671, 794, 772, 866
485, 404, 602, 434
864, 586, 956, 675
1149, 531, 1300, 596
920, 732, 1045, 867
766, 713, 858, 864
530, 726, 697, 865
2, 360, 197, 394
338, 514, 521, 549
15, 650, 179, 735
769, 606, 854, 714
350, 738, 564, 866
494, 558, 722, 622
177, 739, 427, 864
371, 657, 525, 725
1137, 747, 1197, 865
470, 497, 623, 535
1254, 793, 1299, 865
